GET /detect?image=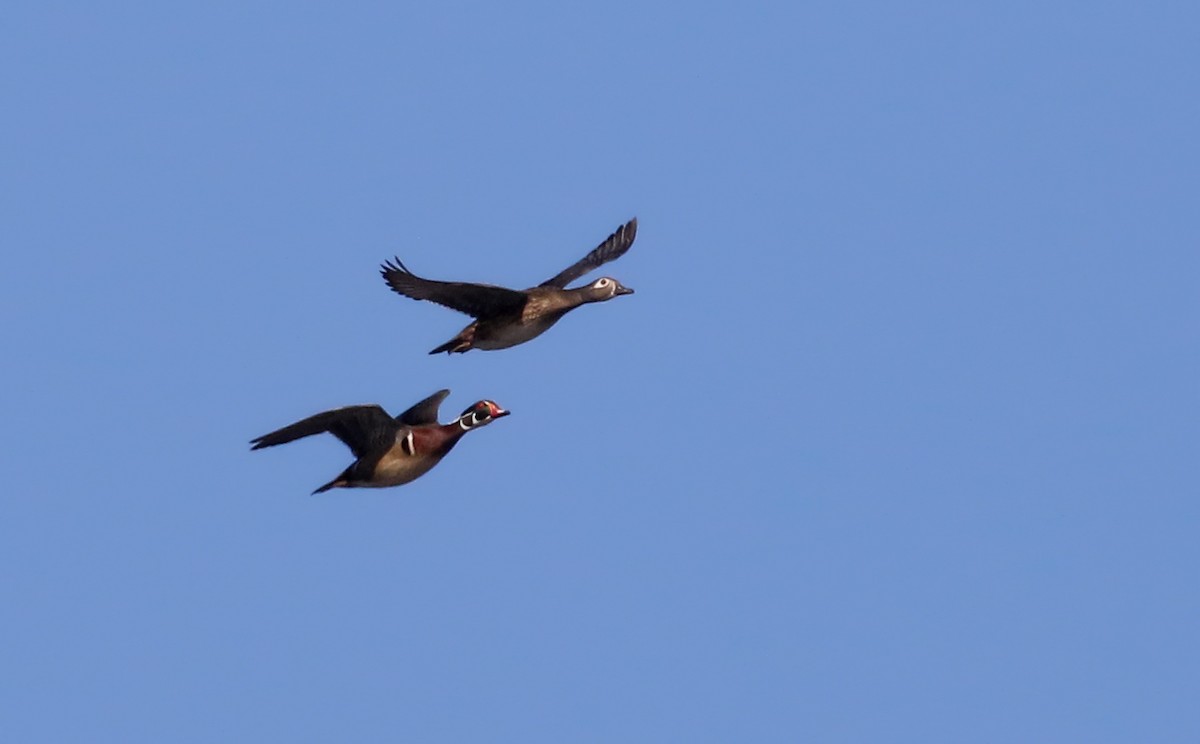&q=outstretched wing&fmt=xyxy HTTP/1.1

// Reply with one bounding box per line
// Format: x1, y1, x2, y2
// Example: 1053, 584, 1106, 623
380, 258, 528, 318
396, 388, 450, 426
251, 405, 398, 459
539, 217, 637, 289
